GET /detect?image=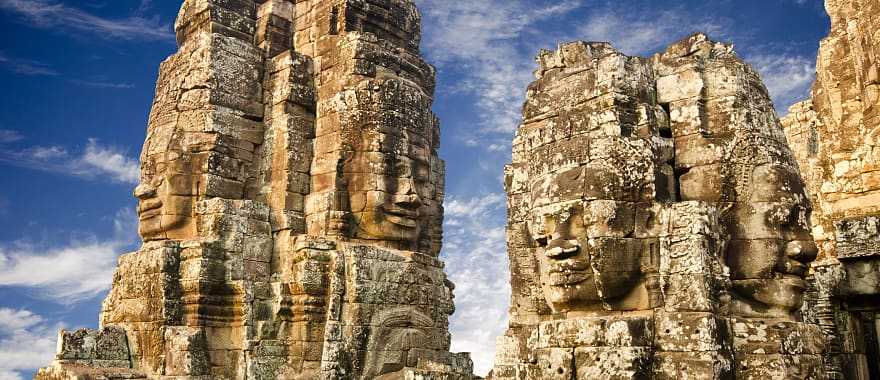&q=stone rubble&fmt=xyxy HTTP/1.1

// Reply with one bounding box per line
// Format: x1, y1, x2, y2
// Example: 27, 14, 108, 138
36, 0, 471, 379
